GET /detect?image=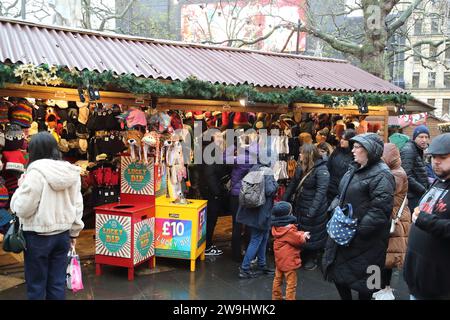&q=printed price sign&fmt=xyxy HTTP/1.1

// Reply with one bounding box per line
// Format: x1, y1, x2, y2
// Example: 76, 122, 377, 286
155, 218, 191, 258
